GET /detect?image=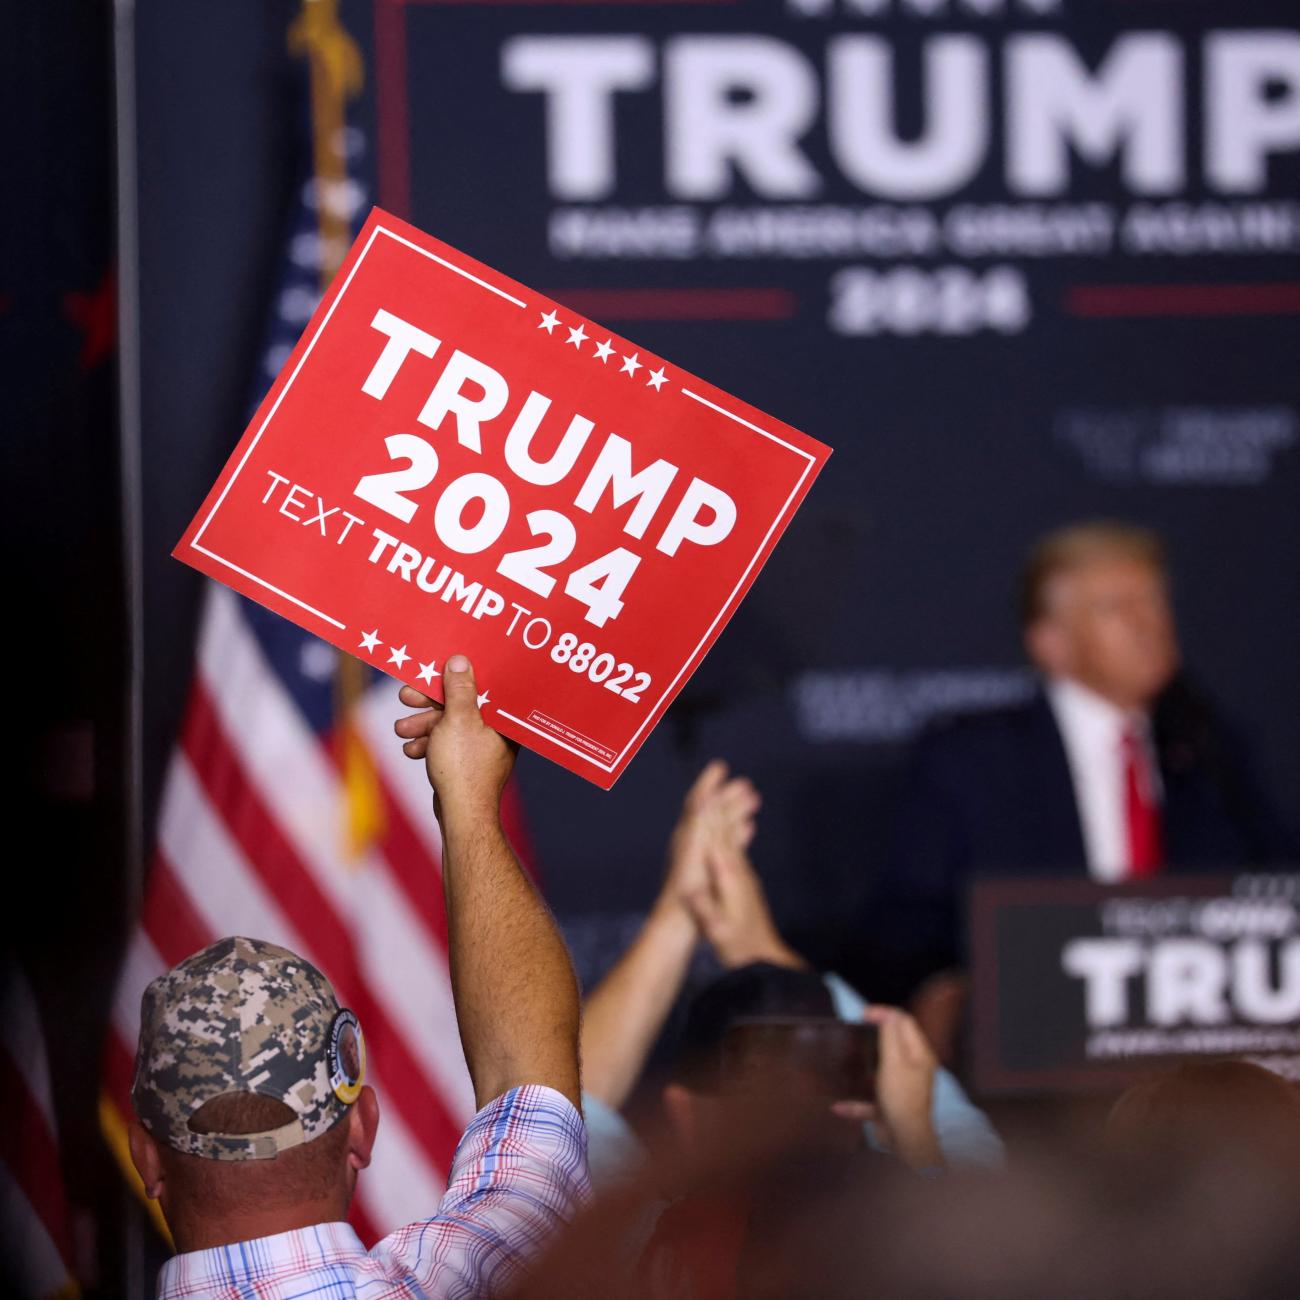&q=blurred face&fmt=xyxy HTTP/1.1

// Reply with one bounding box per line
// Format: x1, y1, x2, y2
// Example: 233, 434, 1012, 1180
1026, 556, 1180, 710
662, 1069, 862, 1170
